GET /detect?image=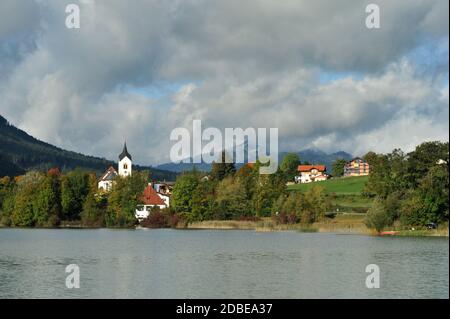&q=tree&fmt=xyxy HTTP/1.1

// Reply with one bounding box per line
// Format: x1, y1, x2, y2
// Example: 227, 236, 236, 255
210, 151, 236, 181
81, 174, 105, 227
61, 170, 90, 220
364, 141, 449, 228
400, 164, 449, 226
33, 171, 61, 227
106, 171, 149, 227
280, 153, 300, 181
406, 141, 449, 188
273, 192, 302, 224
253, 167, 287, 217
418, 164, 449, 224
364, 149, 408, 198
172, 171, 200, 213
0, 176, 14, 226
235, 164, 257, 203
332, 159, 347, 177
10, 171, 44, 227
0, 177, 12, 212
365, 199, 392, 233
191, 180, 216, 221
303, 185, 329, 224
215, 177, 251, 219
